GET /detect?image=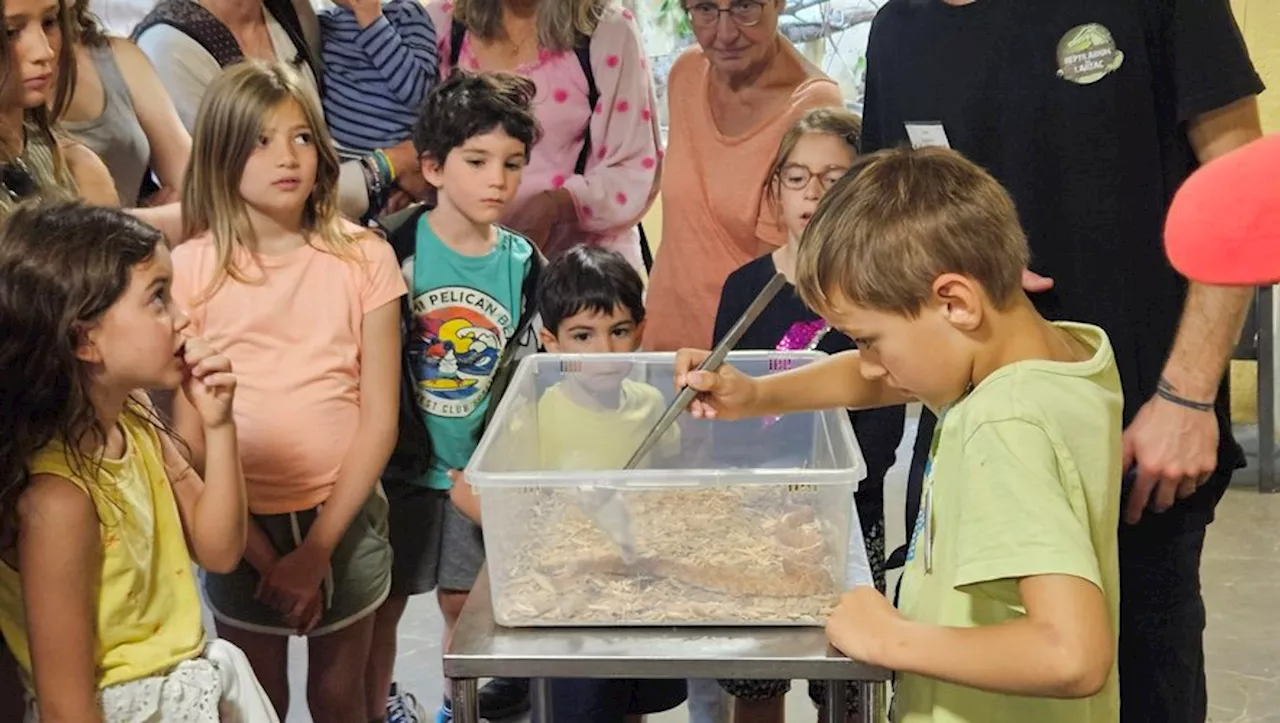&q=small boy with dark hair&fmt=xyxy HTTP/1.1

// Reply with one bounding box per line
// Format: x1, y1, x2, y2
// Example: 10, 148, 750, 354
679, 146, 1122, 722
453, 243, 687, 723
370, 70, 543, 723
